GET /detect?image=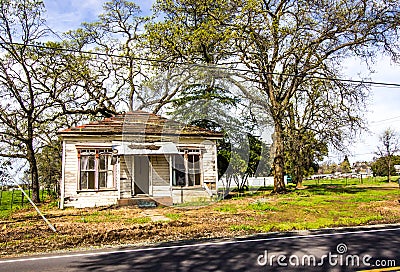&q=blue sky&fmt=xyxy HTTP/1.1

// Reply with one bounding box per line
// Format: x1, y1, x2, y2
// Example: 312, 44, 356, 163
44, 0, 154, 34
42, 0, 400, 164
344, 55, 400, 163
44, 0, 106, 33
